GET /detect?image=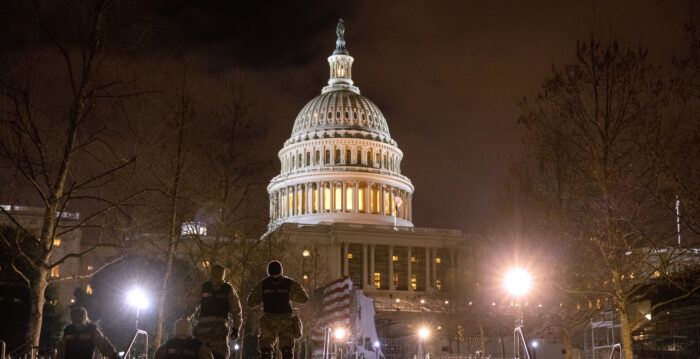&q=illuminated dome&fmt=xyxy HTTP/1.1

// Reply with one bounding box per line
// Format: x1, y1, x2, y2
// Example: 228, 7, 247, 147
268, 20, 414, 230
